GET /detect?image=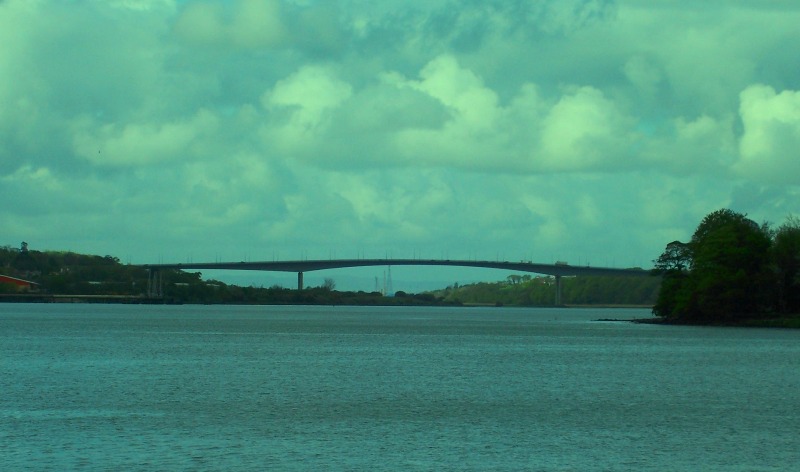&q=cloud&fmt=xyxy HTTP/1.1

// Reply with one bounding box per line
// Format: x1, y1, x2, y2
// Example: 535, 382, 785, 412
411, 55, 500, 131
537, 86, 633, 171
623, 55, 664, 99
2, 0, 800, 289
735, 84, 800, 184
0, 0, 173, 175
72, 109, 220, 167
253, 54, 636, 174
173, 0, 344, 54
261, 64, 353, 157
105, 0, 176, 12
388, 55, 507, 169
365, 56, 635, 173
174, 0, 286, 48
638, 114, 737, 176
